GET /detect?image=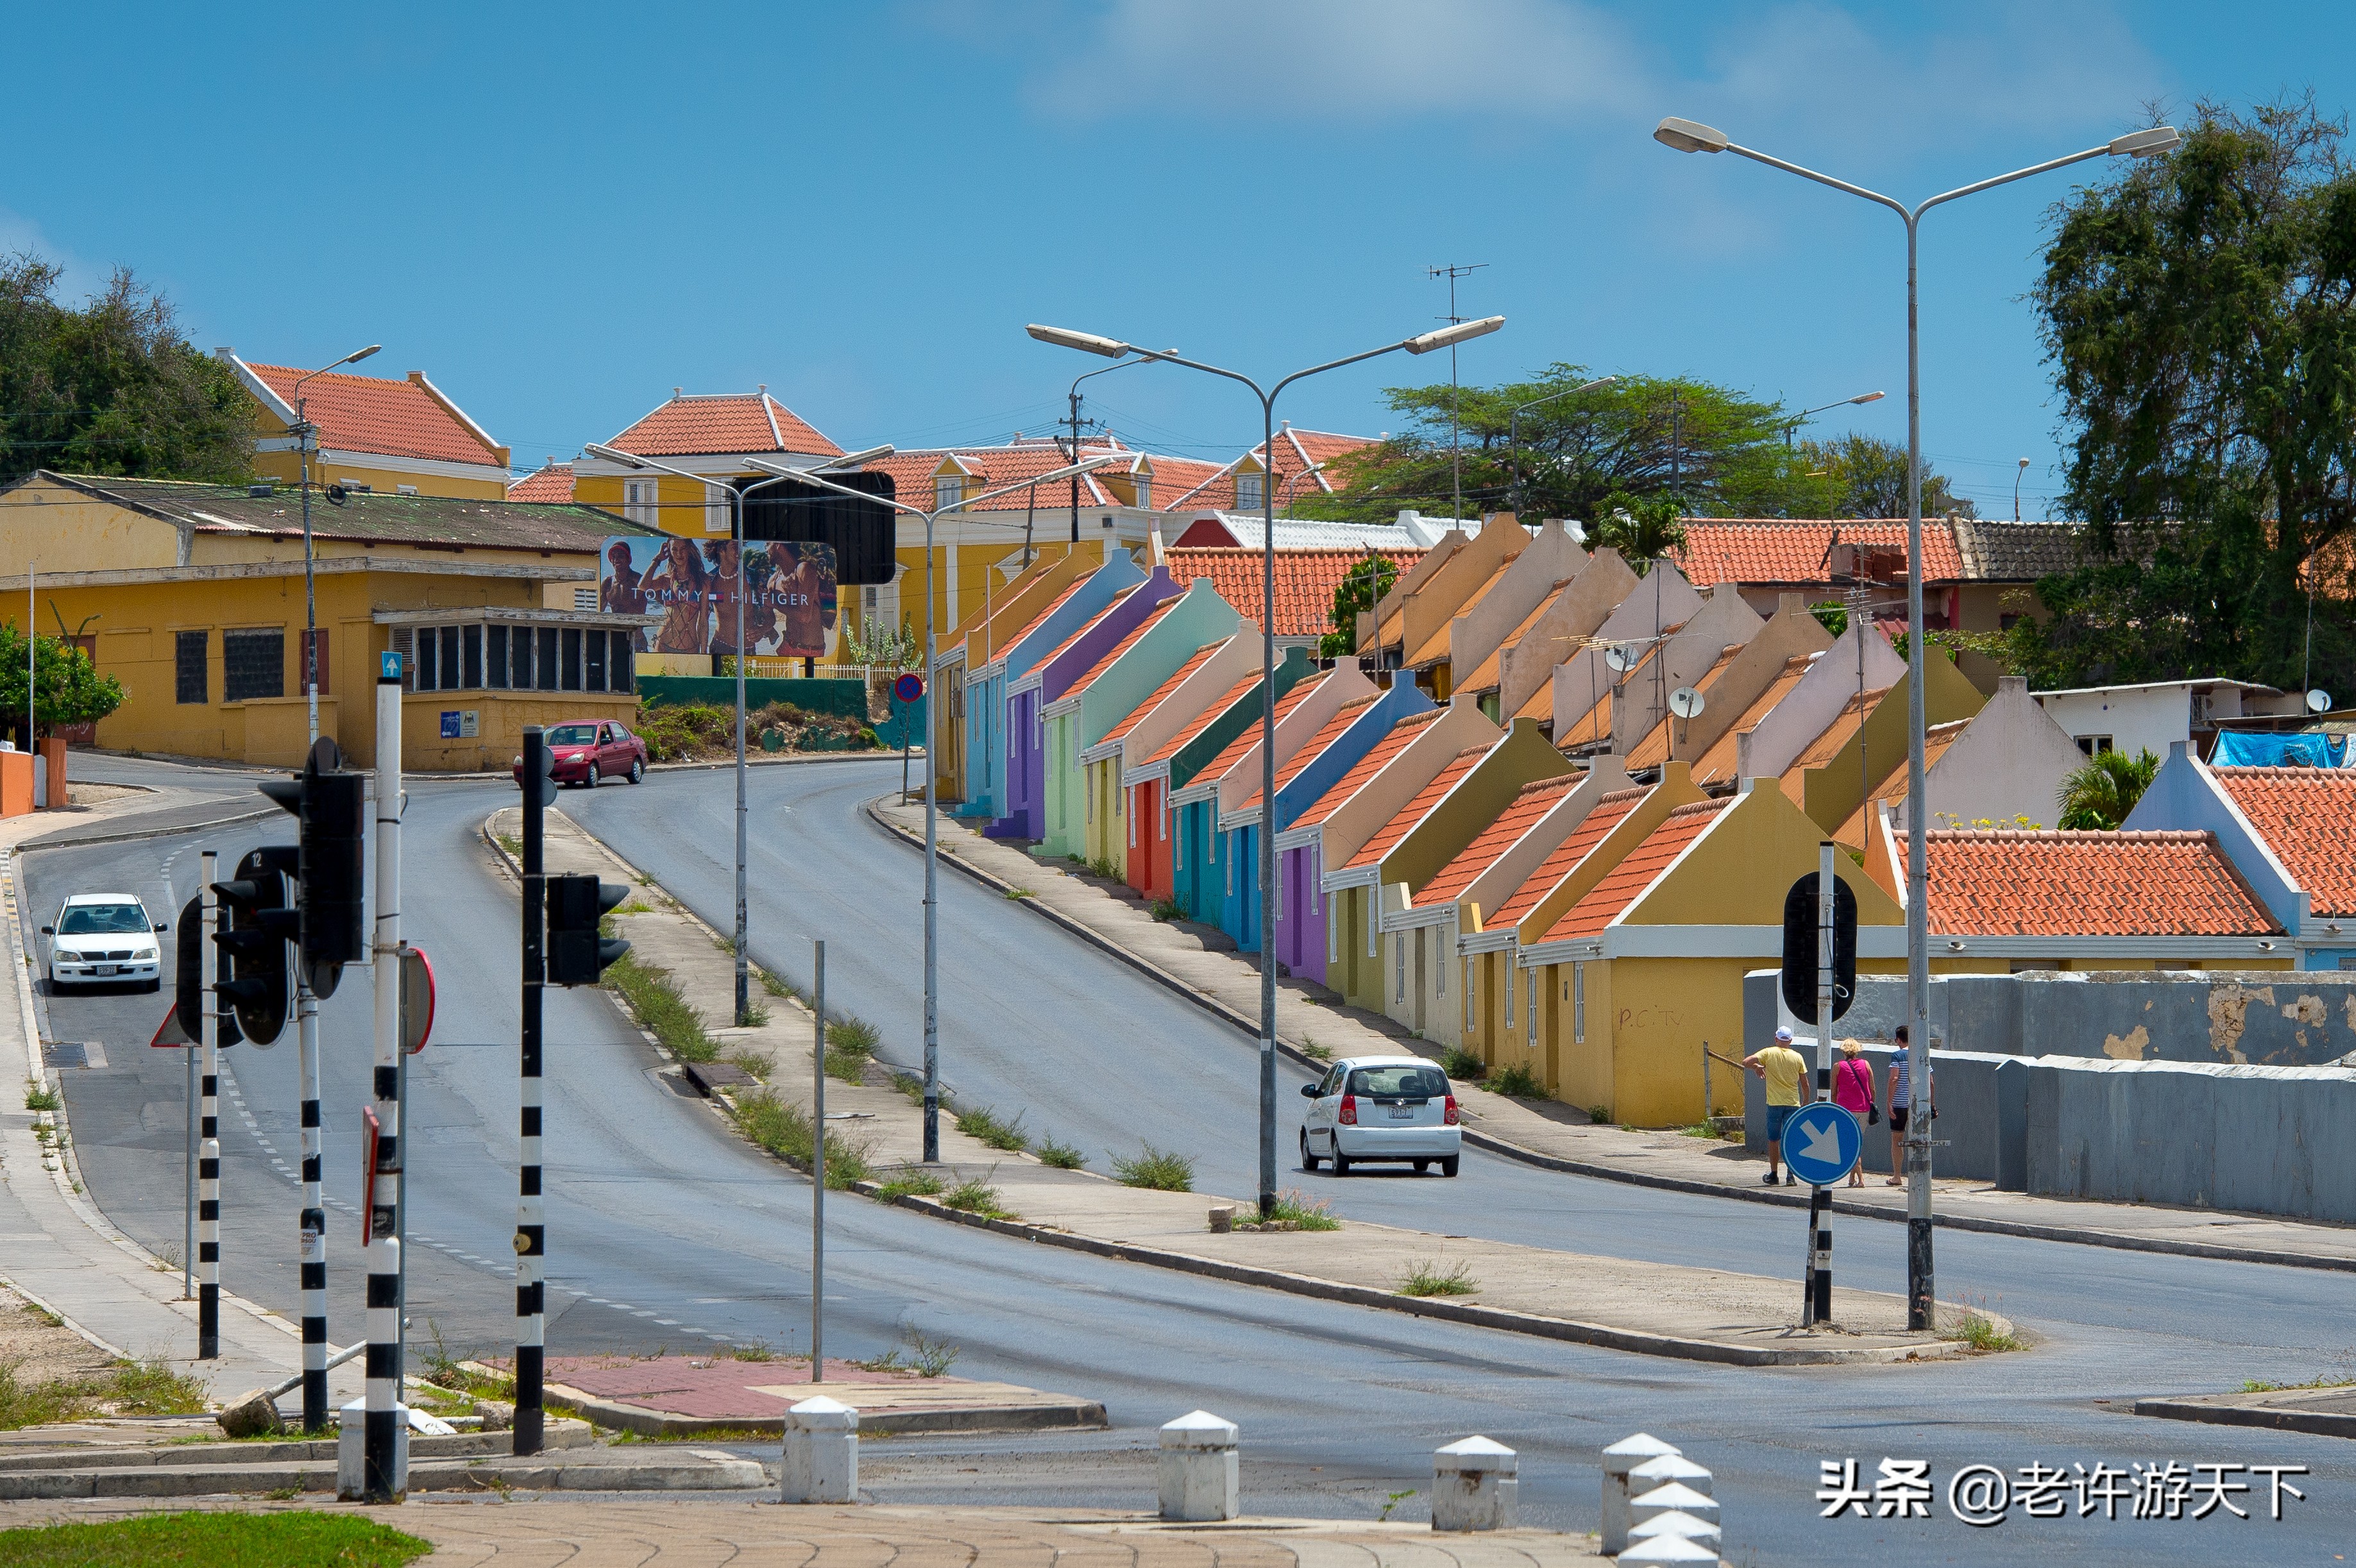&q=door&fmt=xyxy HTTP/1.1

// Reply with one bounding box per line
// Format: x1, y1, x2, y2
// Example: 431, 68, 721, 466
1306, 1065, 1343, 1150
